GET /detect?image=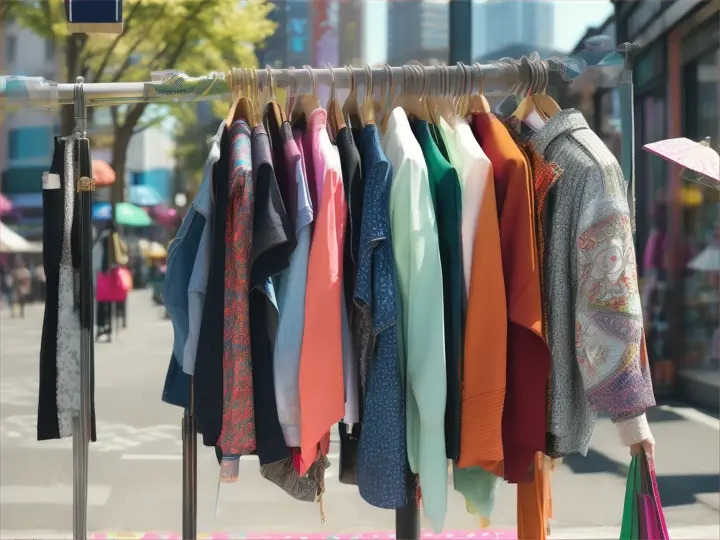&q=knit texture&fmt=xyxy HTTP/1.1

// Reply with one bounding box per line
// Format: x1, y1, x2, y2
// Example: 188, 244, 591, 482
507, 109, 656, 457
